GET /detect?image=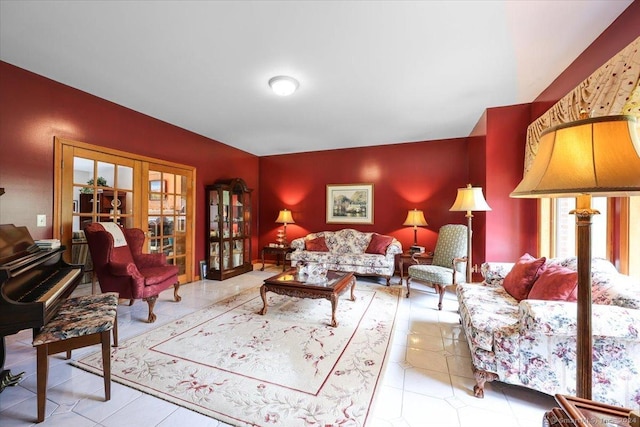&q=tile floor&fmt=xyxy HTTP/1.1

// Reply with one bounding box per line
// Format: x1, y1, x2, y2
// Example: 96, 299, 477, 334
0, 265, 556, 426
